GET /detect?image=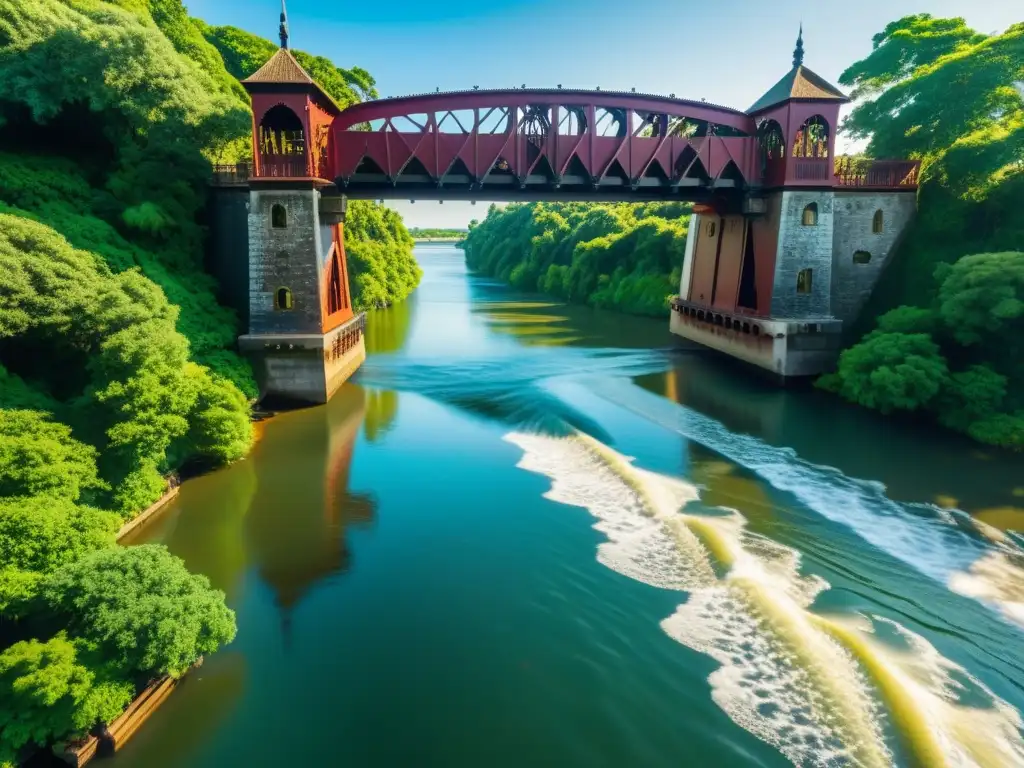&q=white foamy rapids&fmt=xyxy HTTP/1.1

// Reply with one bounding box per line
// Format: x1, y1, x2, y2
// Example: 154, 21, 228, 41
949, 551, 1024, 629
852, 616, 1024, 767
663, 588, 889, 767
506, 431, 891, 766
505, 432, 715, 591
576, 377, 1024, 630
